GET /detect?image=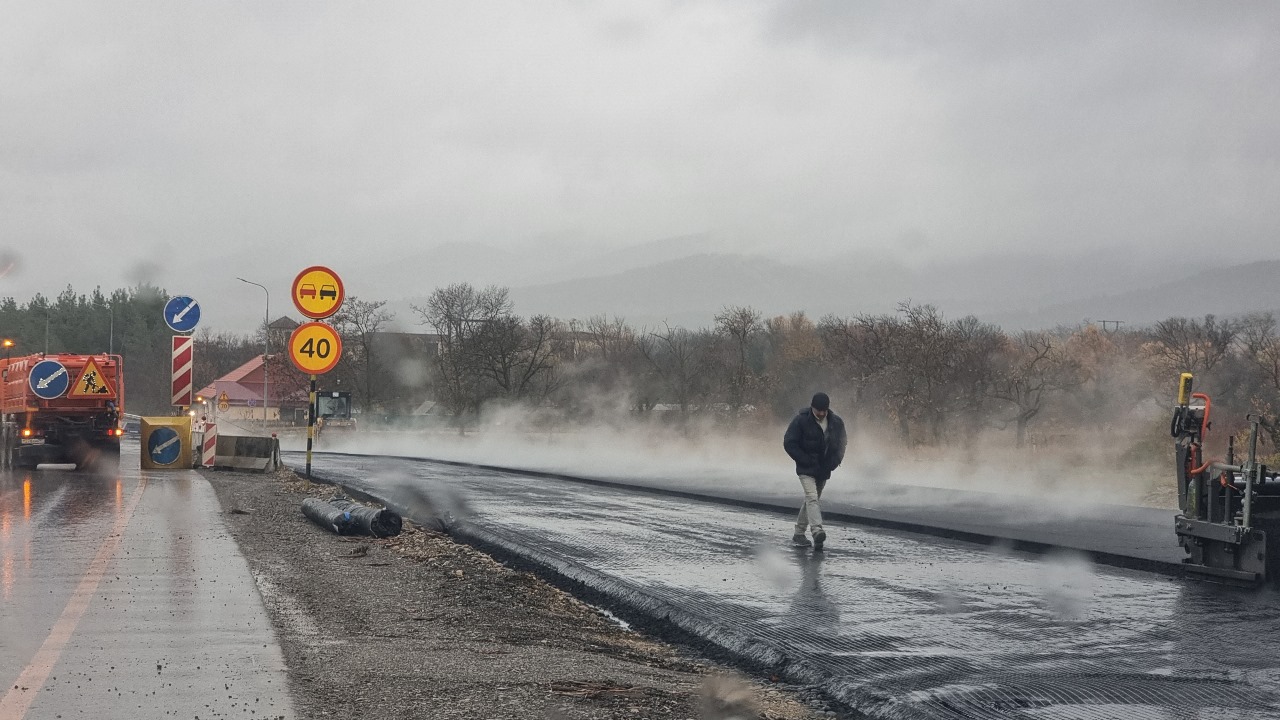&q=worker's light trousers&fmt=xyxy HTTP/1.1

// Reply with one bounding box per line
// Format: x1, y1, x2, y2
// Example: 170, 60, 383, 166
794, 475, 827, 536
